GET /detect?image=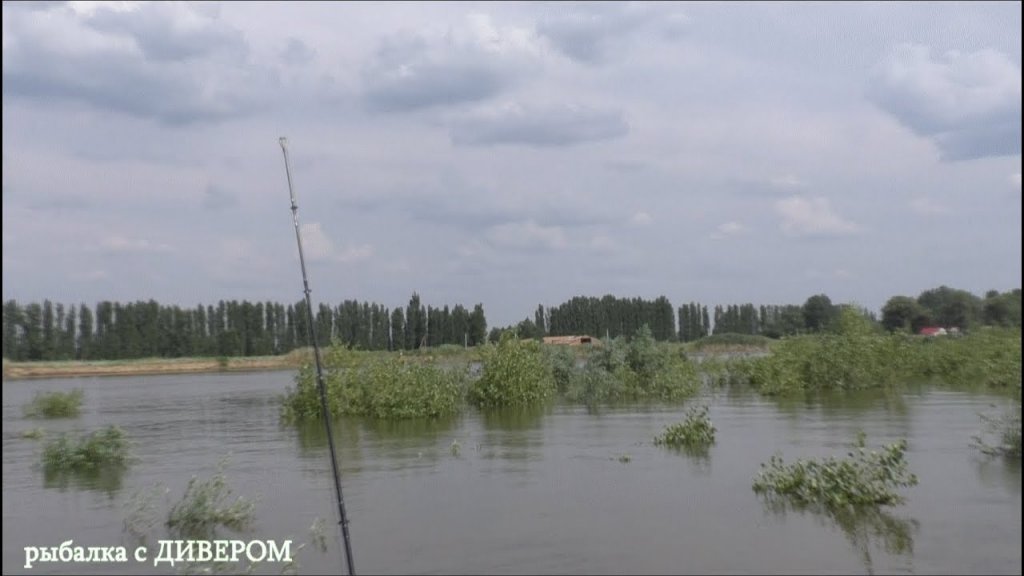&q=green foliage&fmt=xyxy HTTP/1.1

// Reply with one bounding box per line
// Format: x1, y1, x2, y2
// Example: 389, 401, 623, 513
281, 346, 468, 421
470, 333, 555, 408
546, 345, 578, 395
166, 462, 257, 540
689, 333, 774, 350
562, 327, 700, 405
911, 327, 1021, 390
23, 389, 84, 418
42, 425, 130, 473
752, 433, 919, 508
974, 402, 1022, 458
654, 406, 716, 450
